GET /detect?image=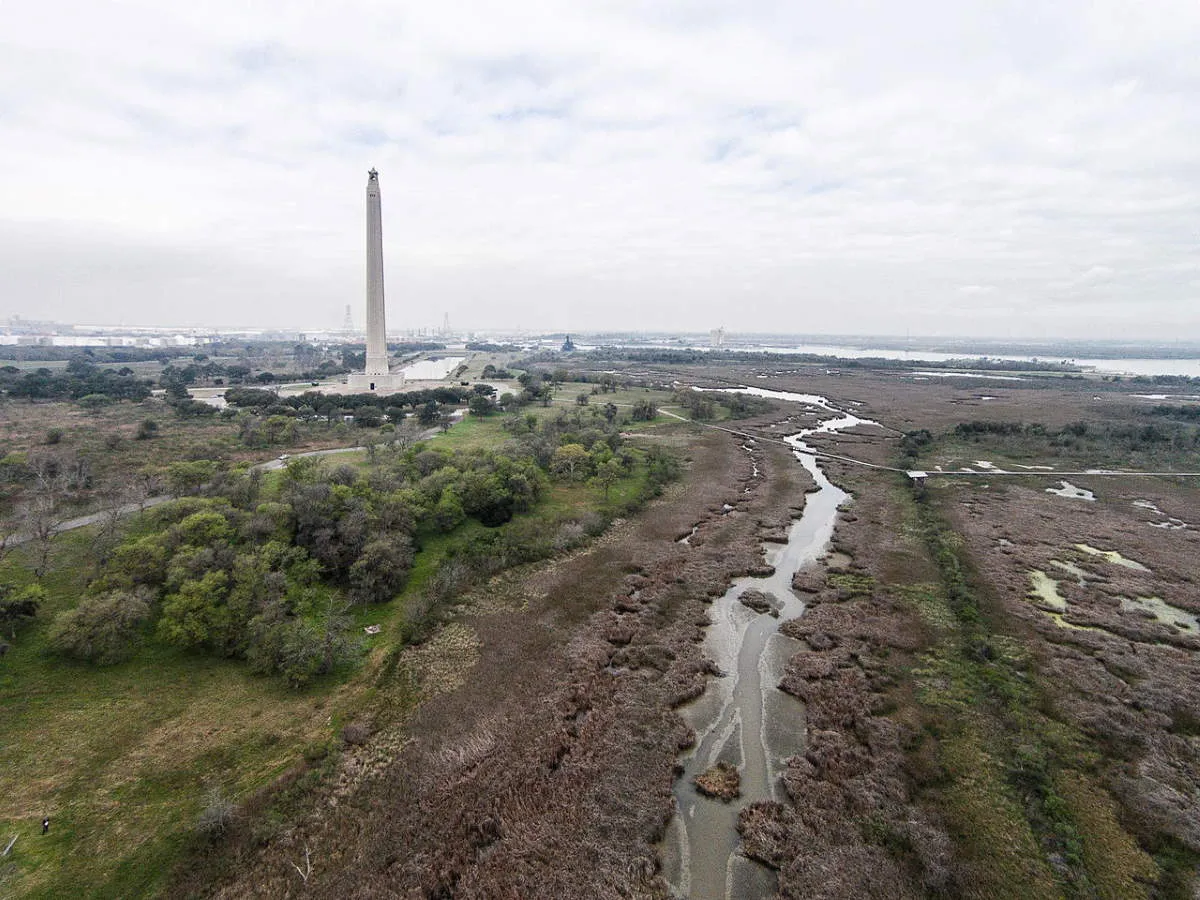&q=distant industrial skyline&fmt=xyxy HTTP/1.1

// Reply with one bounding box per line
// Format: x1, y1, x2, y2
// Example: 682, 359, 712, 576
3, 2, 1199, 340
6, 313, 1200, 354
